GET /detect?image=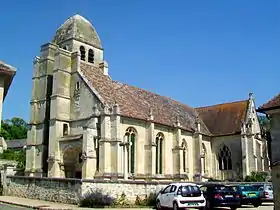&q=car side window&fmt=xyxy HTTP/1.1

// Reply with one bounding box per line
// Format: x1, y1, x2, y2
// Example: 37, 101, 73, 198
162, 185, 172, 194
170, 185, 177, 193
